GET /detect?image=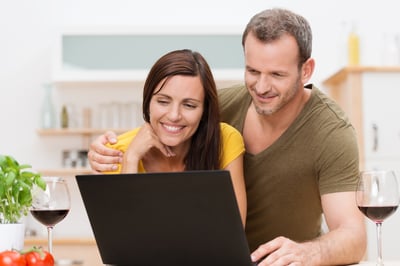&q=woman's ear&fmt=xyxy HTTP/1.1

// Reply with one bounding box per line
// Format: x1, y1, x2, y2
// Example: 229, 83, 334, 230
301, 58, 315, 84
